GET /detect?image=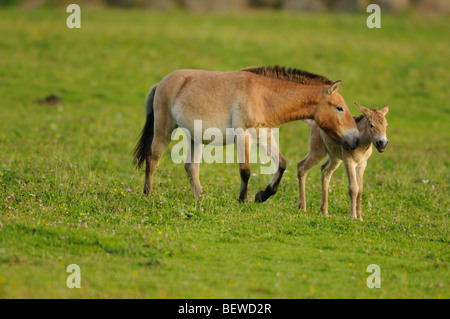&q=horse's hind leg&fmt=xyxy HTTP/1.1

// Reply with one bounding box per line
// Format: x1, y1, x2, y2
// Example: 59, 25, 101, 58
144, 135, 172, 195
297, 153, 325, 211
355, 160, 367, 220
320, 158, 341, 216
297, 126, 327, 211
255, 134, 286, 203
185, 139, 203, 199
144, 113, 175, 195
